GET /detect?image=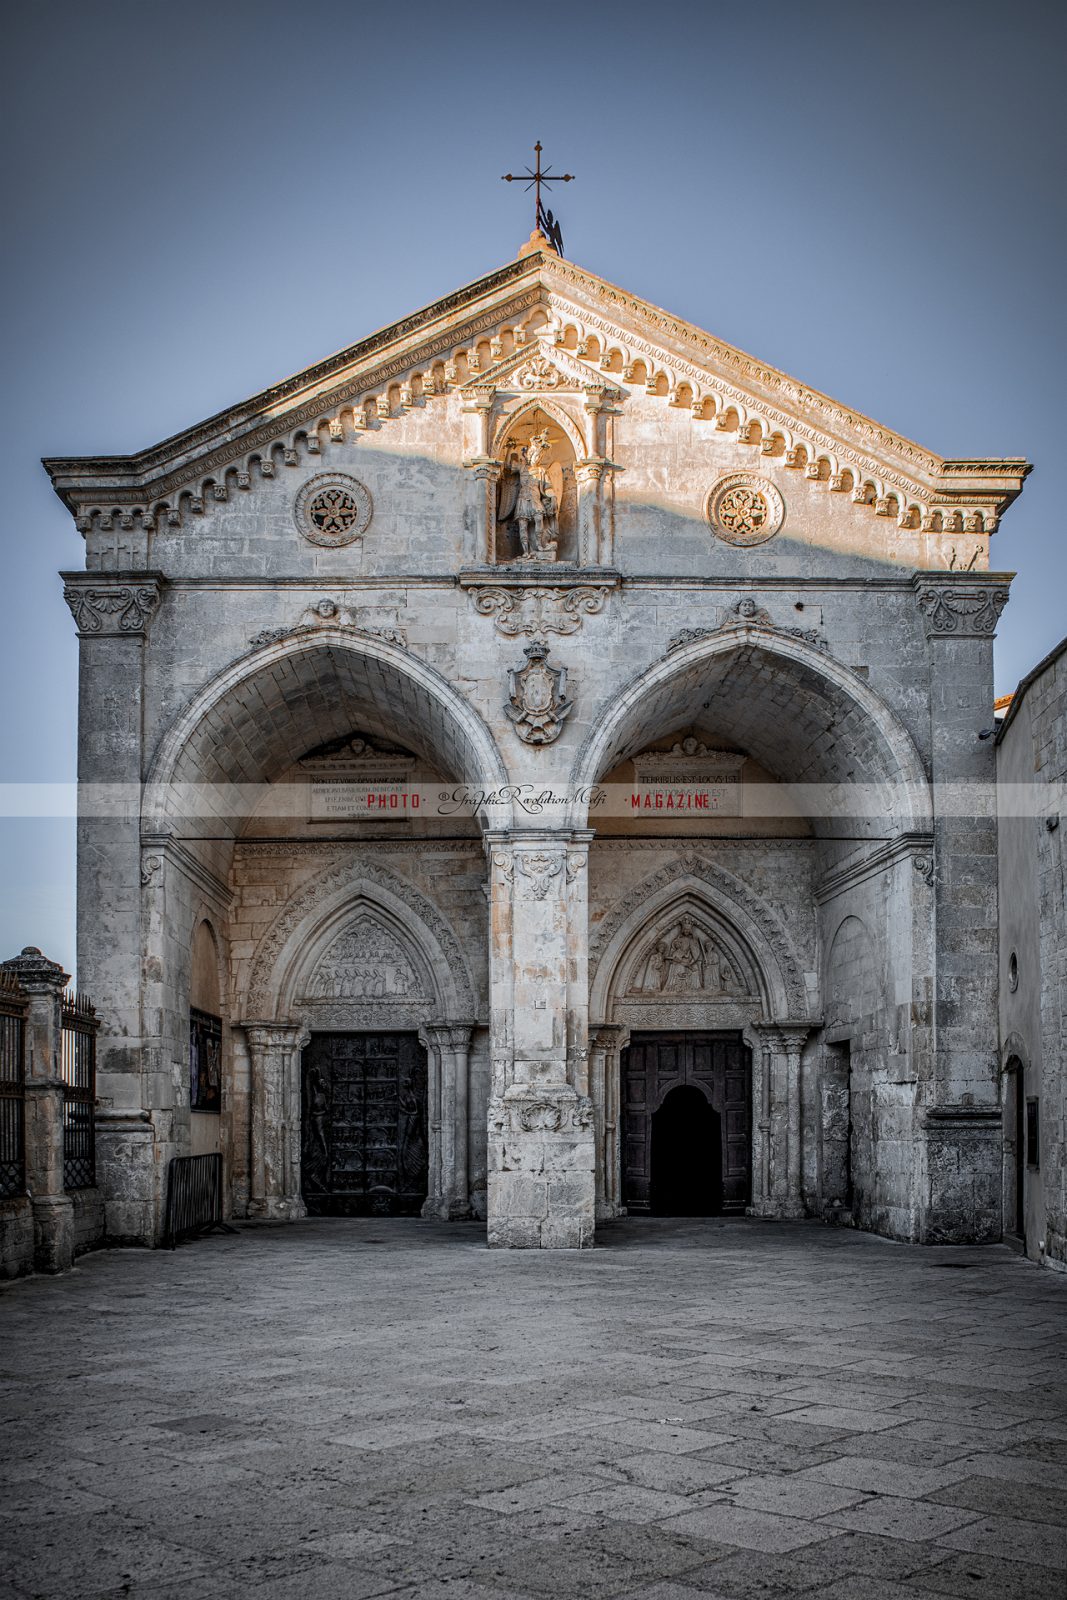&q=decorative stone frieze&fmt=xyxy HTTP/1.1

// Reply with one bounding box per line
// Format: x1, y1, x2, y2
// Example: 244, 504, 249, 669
666, 598, 829, 655
63, 575, 162, 637
248, 599, 407, 652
